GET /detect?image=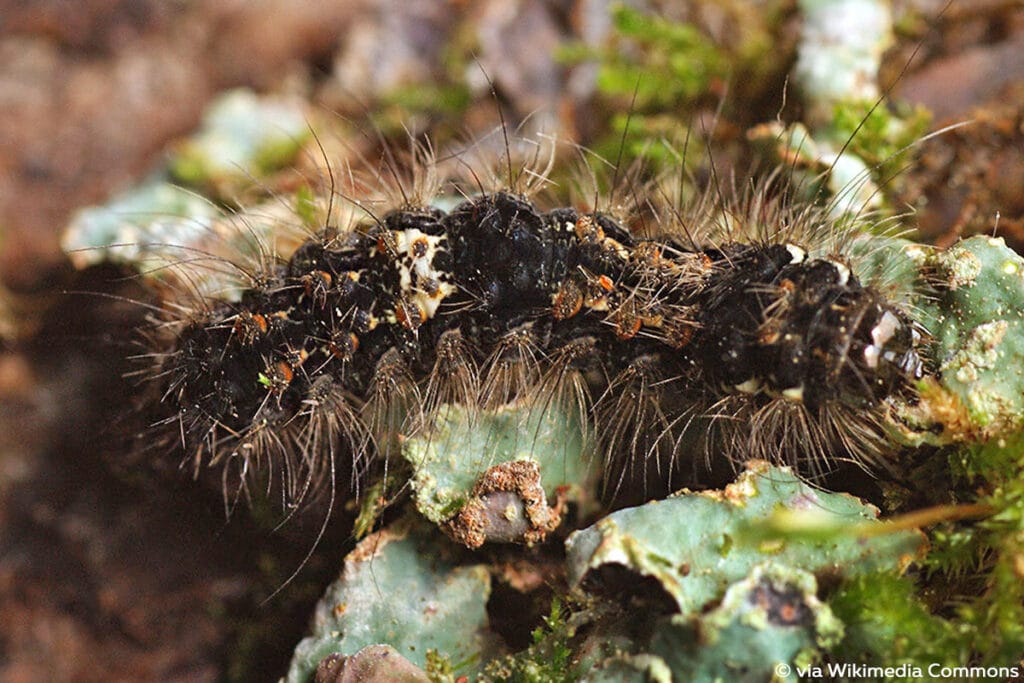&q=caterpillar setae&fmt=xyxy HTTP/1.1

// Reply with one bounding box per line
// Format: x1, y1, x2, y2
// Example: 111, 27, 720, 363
135, 138, 928, 509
